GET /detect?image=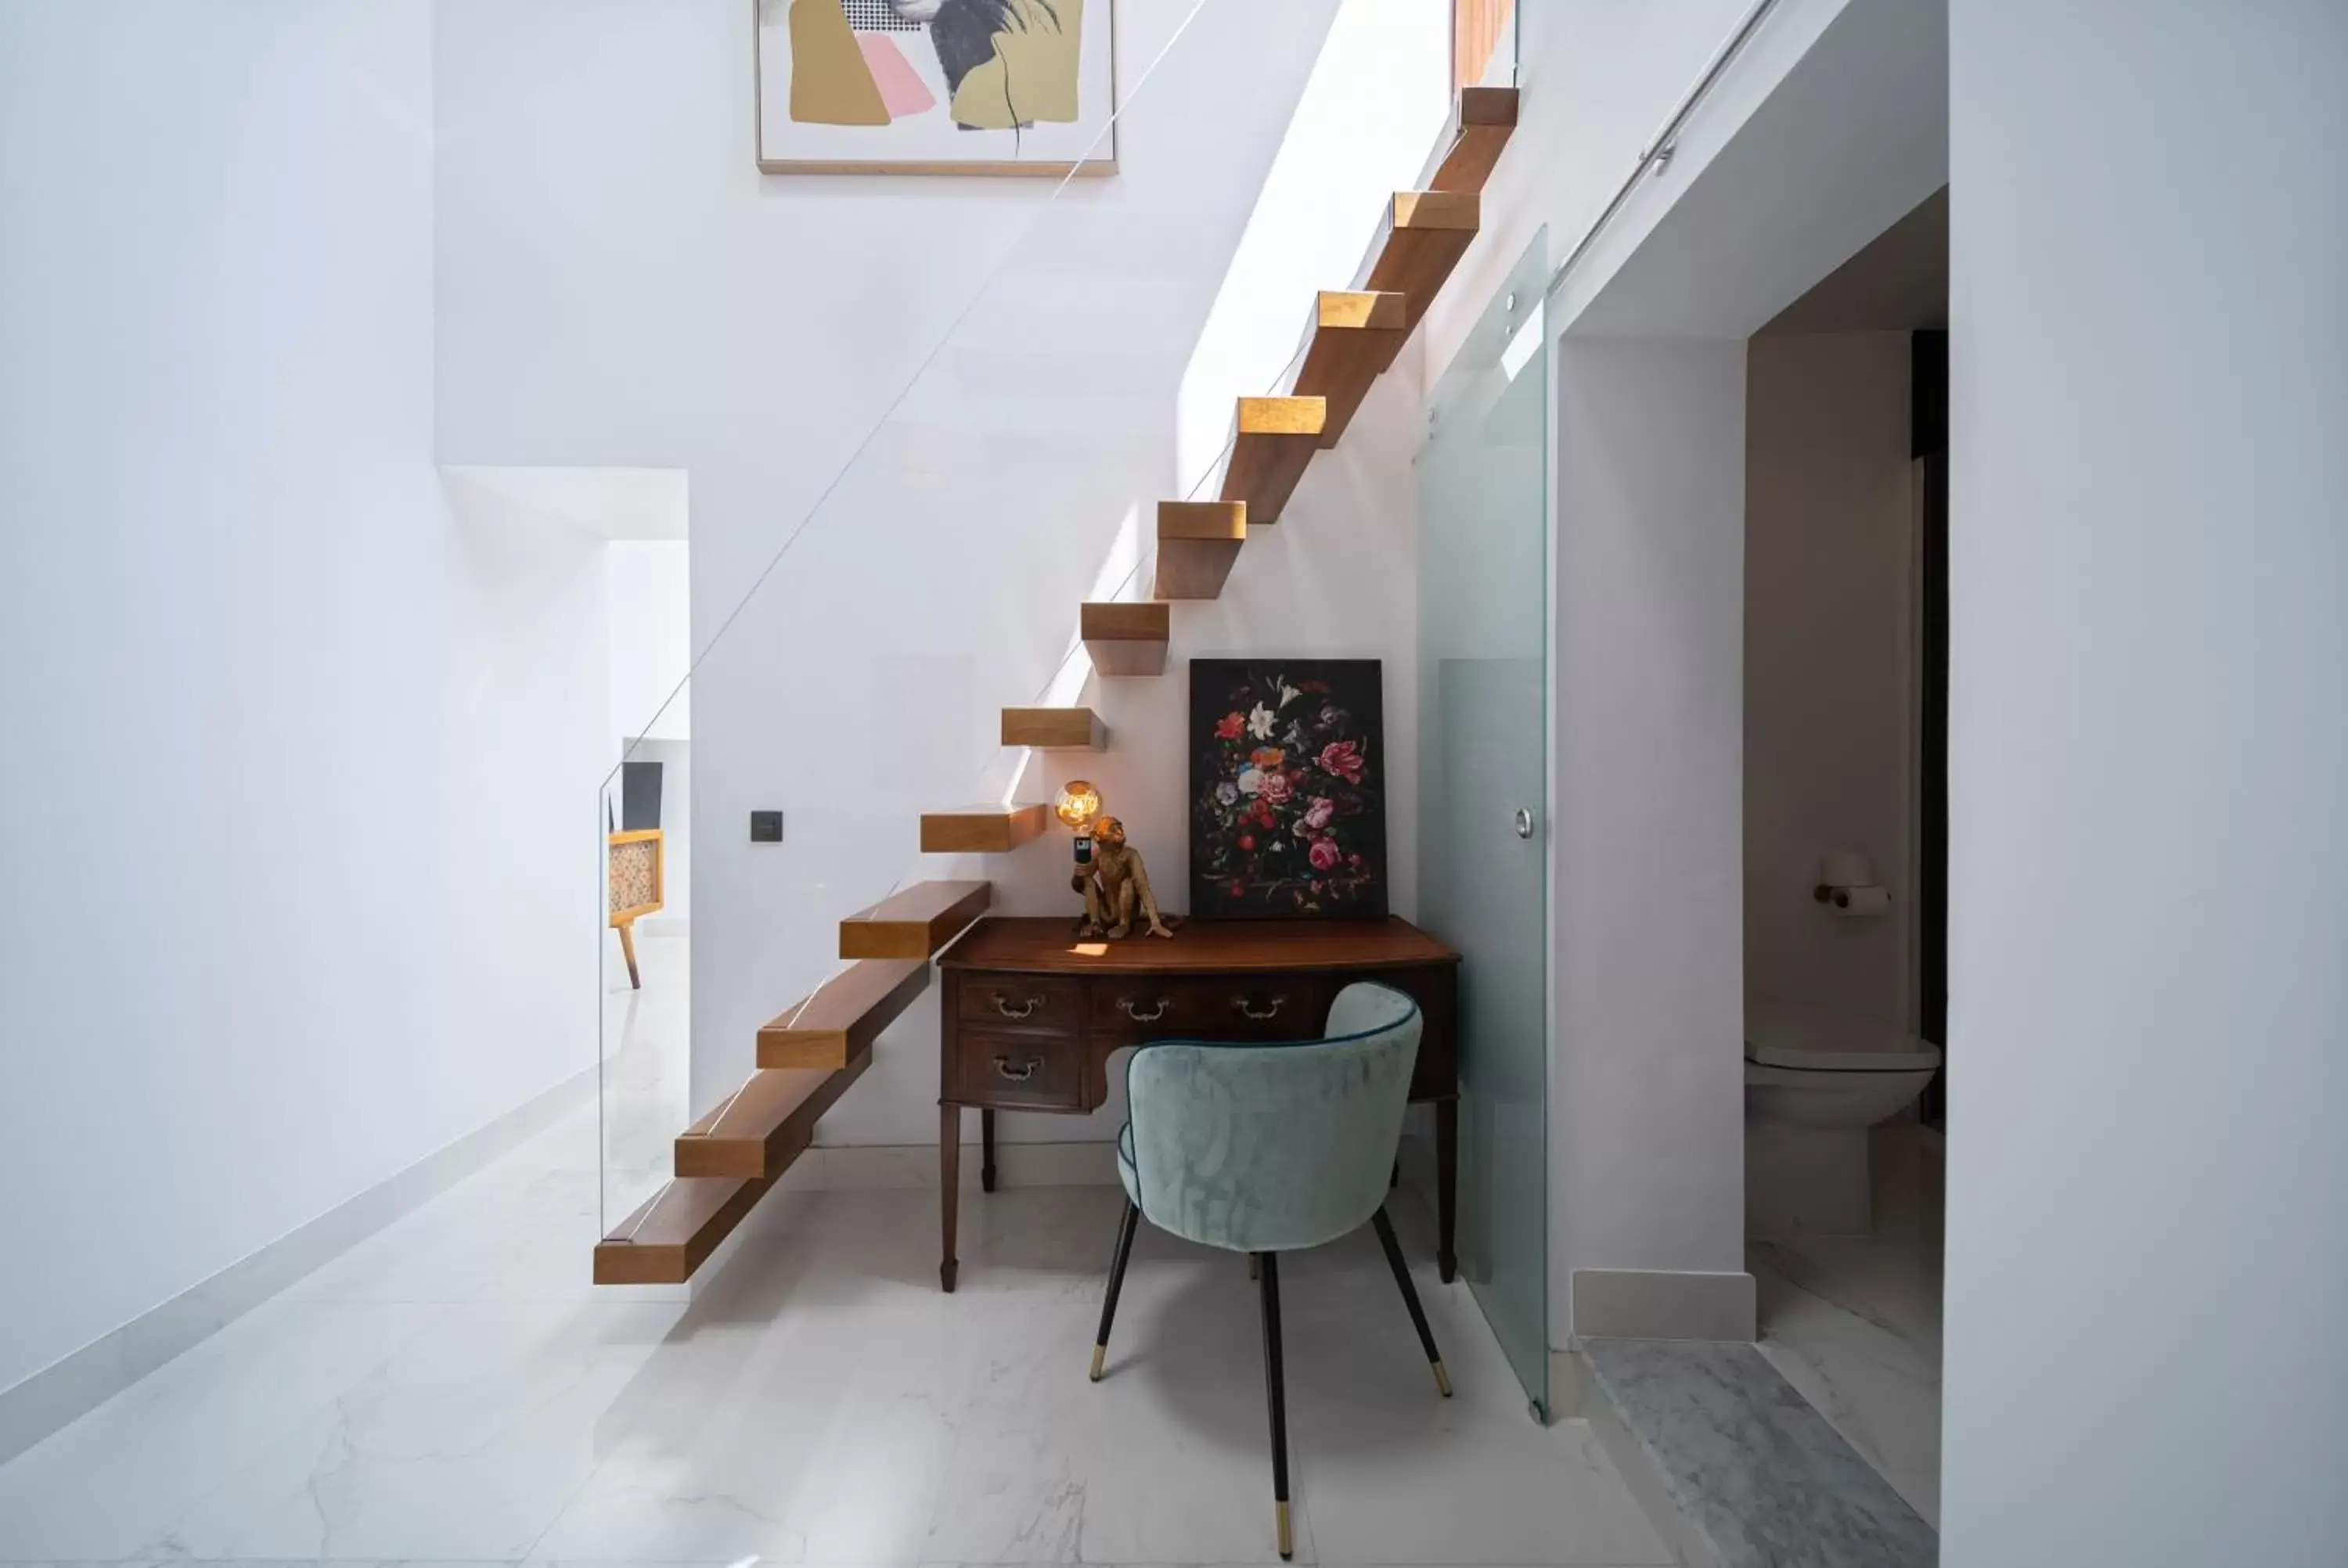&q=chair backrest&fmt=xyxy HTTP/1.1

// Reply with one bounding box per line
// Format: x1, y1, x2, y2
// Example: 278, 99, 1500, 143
1123, 980, 1421, 1253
